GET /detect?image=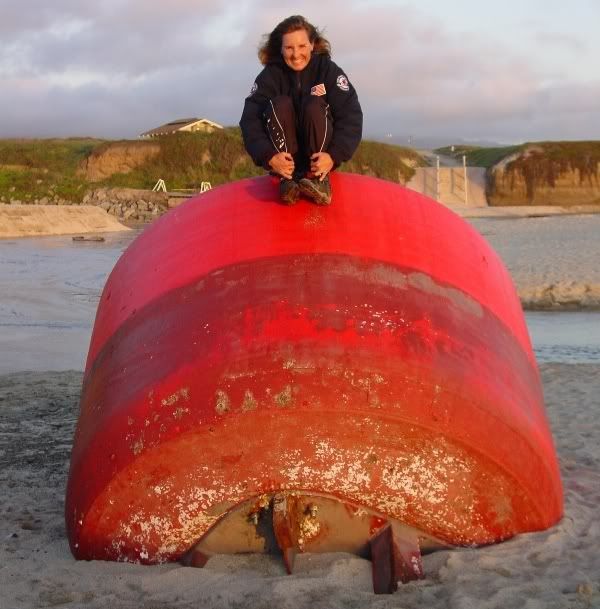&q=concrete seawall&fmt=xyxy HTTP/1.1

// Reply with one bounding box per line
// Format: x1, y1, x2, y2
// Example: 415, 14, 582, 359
406, 167, 488, 207
0, 204, 129, 238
